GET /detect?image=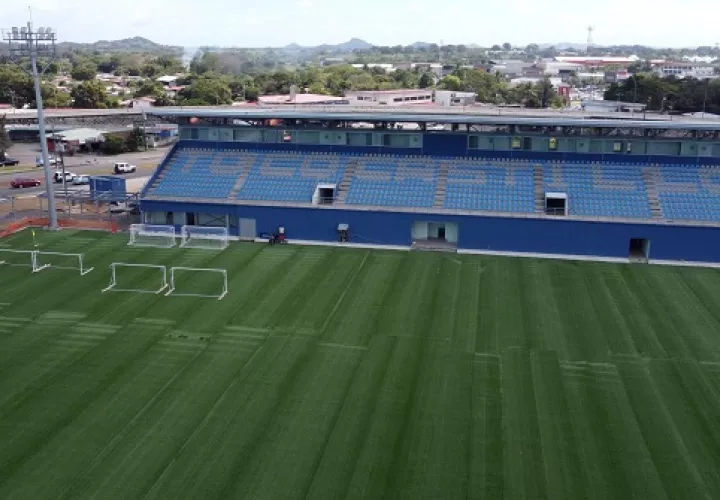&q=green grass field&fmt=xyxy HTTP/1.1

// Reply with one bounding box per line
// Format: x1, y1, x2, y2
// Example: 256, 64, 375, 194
2, 229, 720, 499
